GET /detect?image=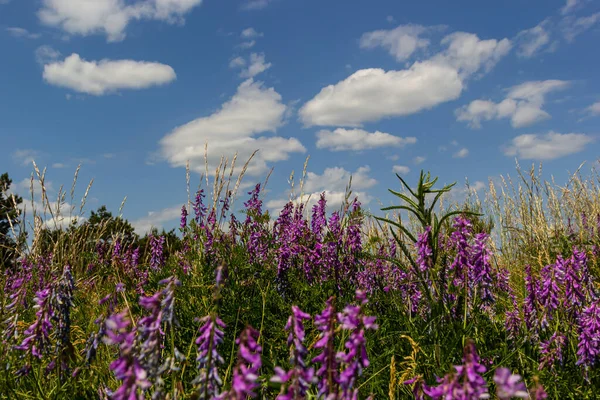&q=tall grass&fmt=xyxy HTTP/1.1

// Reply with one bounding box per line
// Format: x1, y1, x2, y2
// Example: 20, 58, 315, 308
1, 155, 599, 399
